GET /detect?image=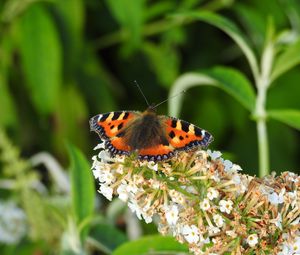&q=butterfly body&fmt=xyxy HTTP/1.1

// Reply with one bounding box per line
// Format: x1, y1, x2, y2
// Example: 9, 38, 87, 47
90, 107, 213, 161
